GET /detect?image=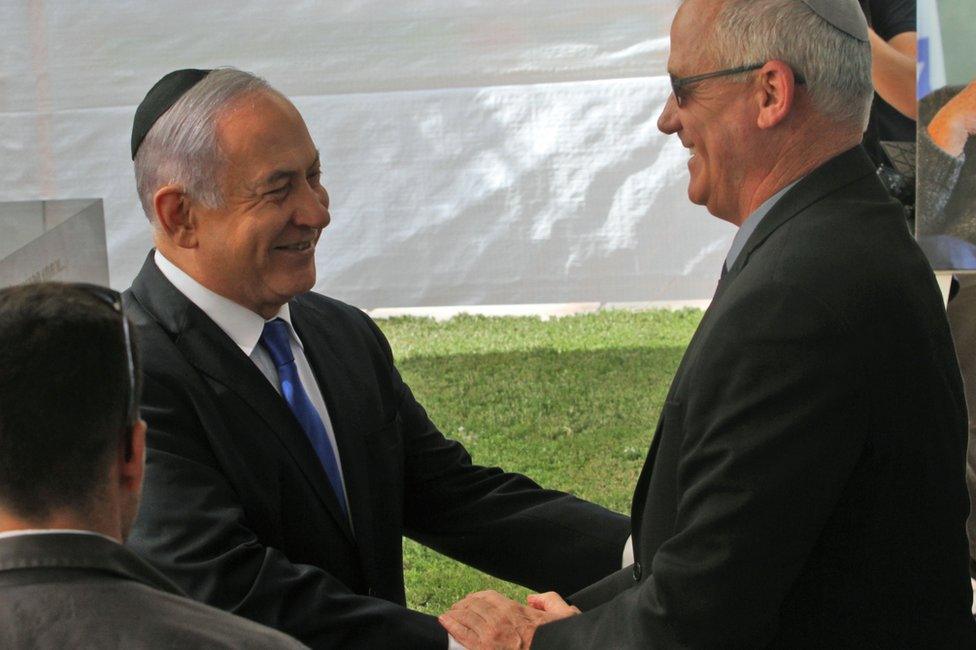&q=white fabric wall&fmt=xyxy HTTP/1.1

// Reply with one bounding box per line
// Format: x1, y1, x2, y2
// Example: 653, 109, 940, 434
1, 0, 733, 308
